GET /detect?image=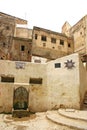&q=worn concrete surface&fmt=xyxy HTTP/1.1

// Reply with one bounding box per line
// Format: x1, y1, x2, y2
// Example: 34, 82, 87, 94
47, 110, 87, 130
0, 109, 87, 130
